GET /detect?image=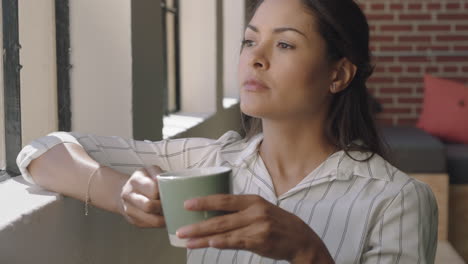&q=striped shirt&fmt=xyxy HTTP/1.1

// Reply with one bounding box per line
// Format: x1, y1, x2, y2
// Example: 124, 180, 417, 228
17, 130, 438, 264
